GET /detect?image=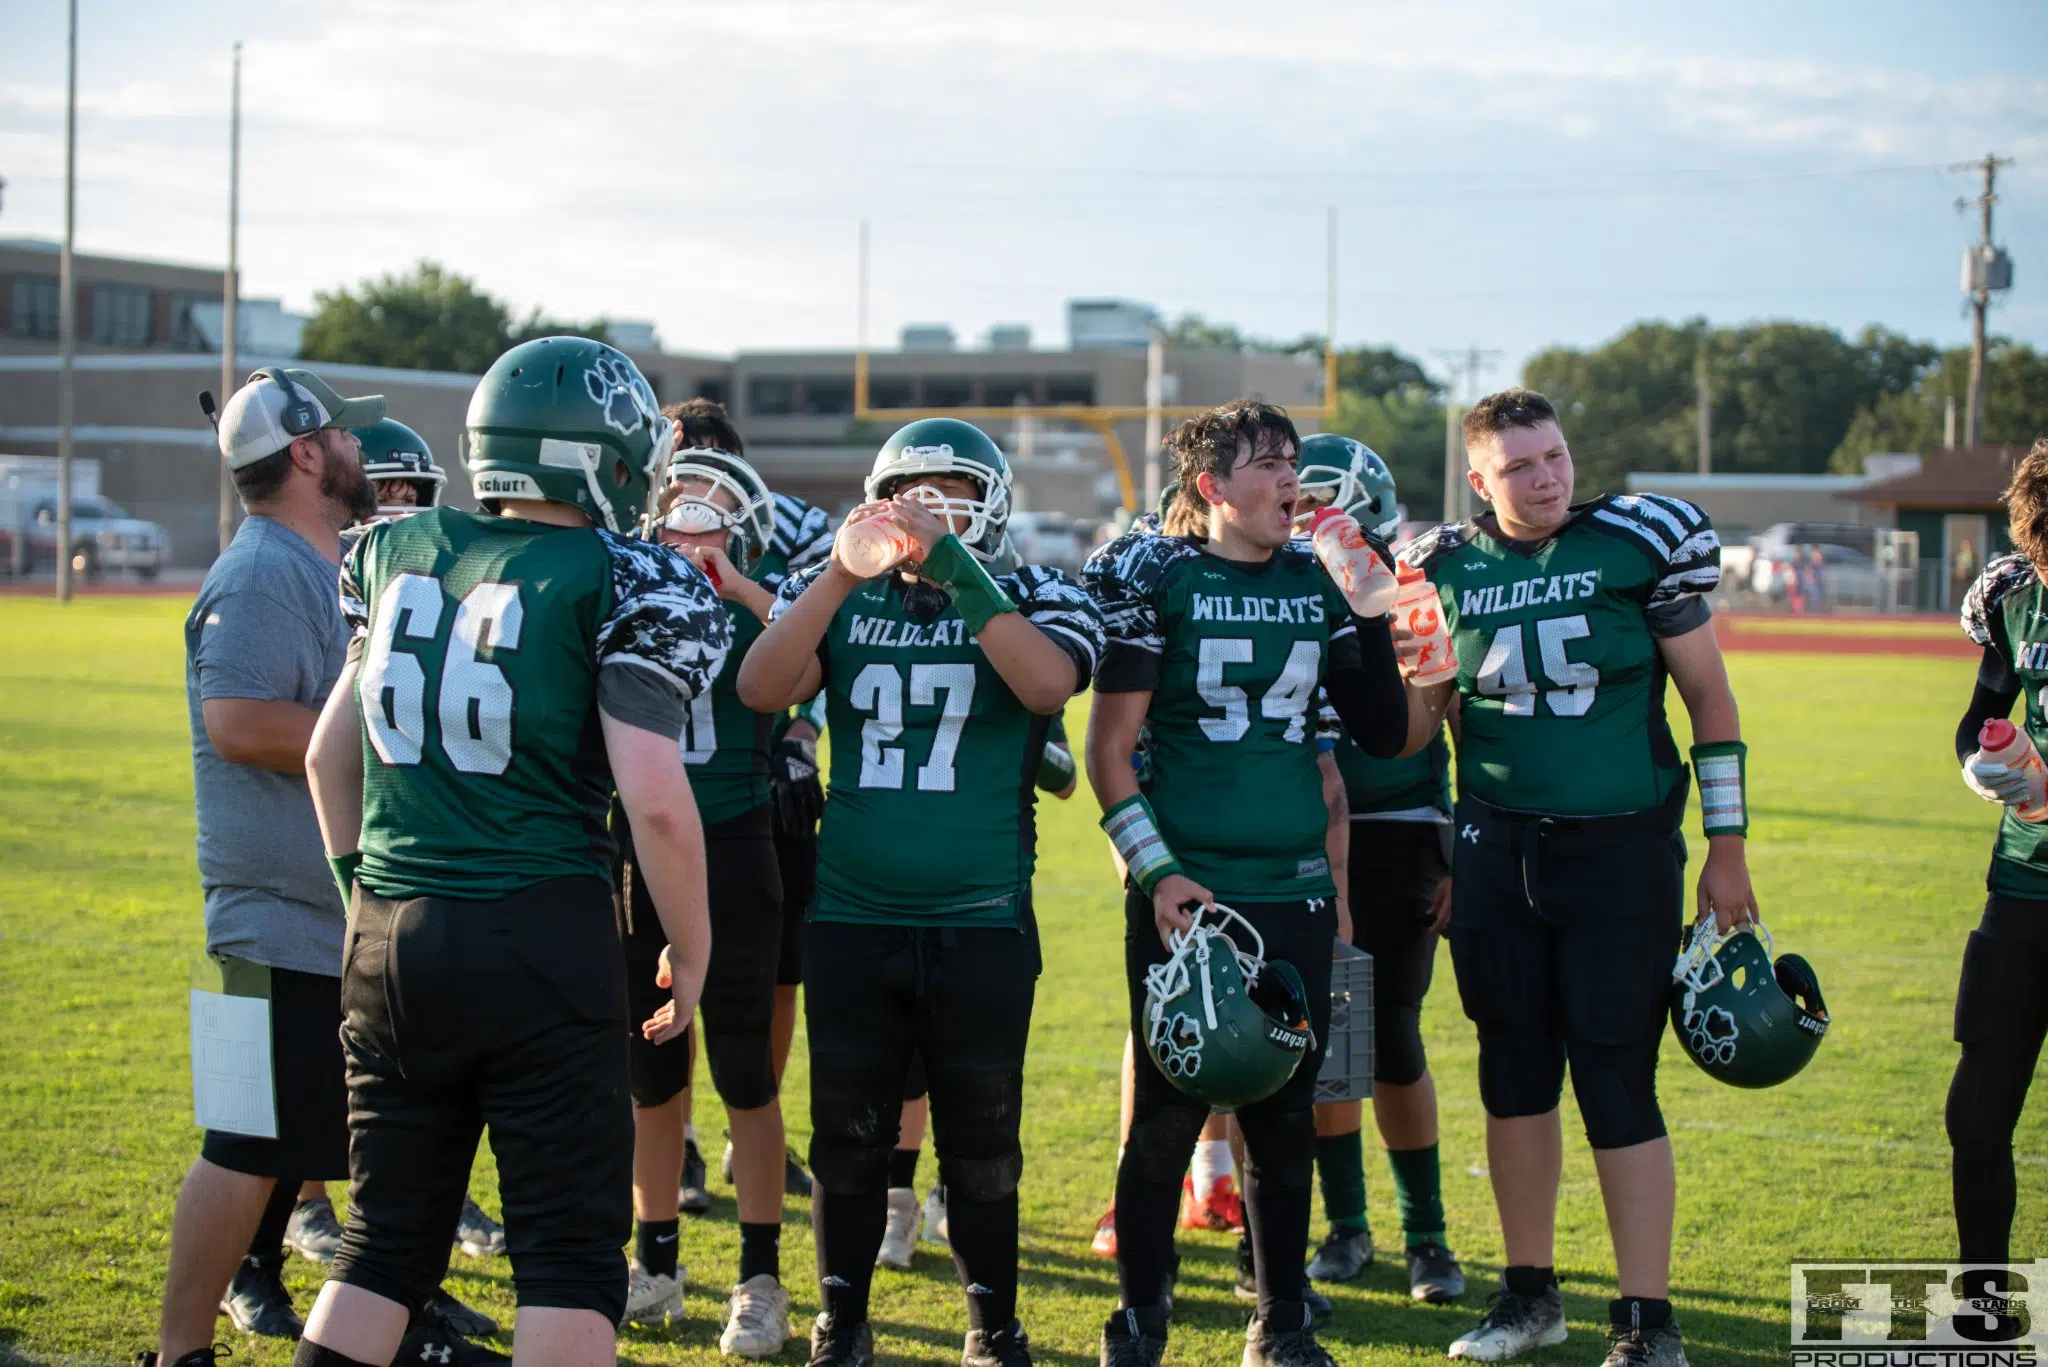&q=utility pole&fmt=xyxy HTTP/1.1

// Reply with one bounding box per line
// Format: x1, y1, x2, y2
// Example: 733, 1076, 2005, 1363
1143, 327, 1164, 514
218, 42, 242, 556
1431, 345, 1501, 522
1695, 347, 1712, 475
55, 0, 77, 604
1953, 153, 2014, 449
